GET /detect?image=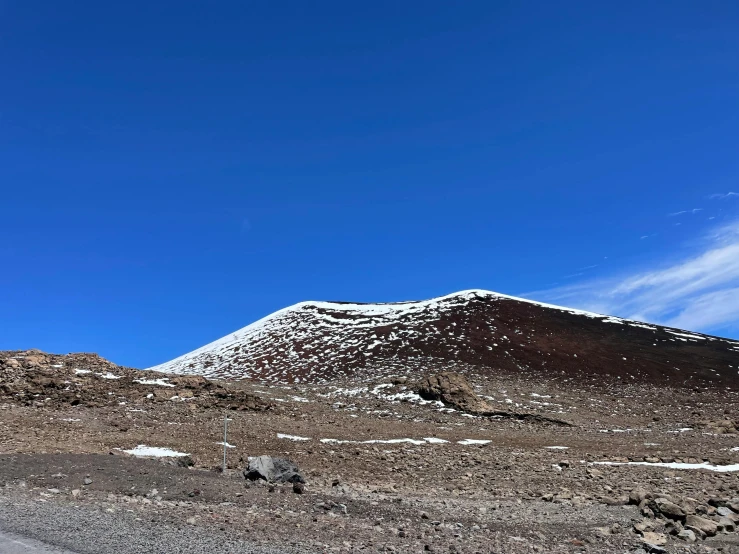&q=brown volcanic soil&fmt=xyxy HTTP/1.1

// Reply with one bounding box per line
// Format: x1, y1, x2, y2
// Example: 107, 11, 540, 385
2, 350, 739, 553
147, 291, 739, 387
